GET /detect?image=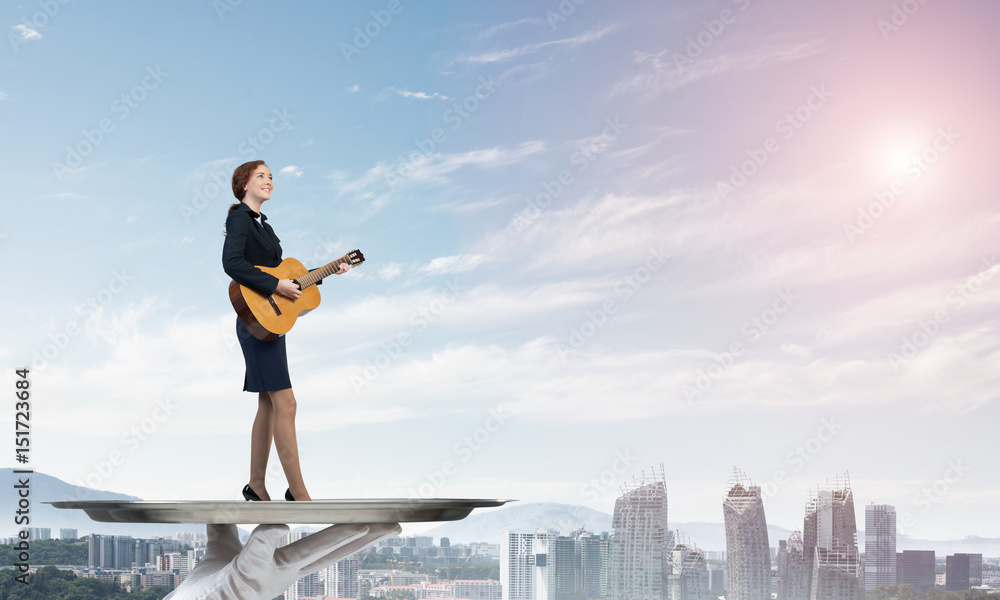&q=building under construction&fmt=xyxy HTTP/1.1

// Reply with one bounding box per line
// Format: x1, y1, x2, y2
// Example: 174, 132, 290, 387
776, 531, 810, 600
666, 534, 710, 600
801, 474, 863, 600
723, 468, 771, 600
608, 466, 670, 600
